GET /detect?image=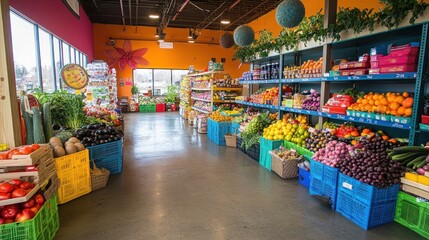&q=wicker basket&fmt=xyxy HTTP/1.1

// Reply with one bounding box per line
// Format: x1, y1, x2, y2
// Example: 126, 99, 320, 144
270, 150, 300, 179
225, 134, 237, 148
90, 160, 110, 191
